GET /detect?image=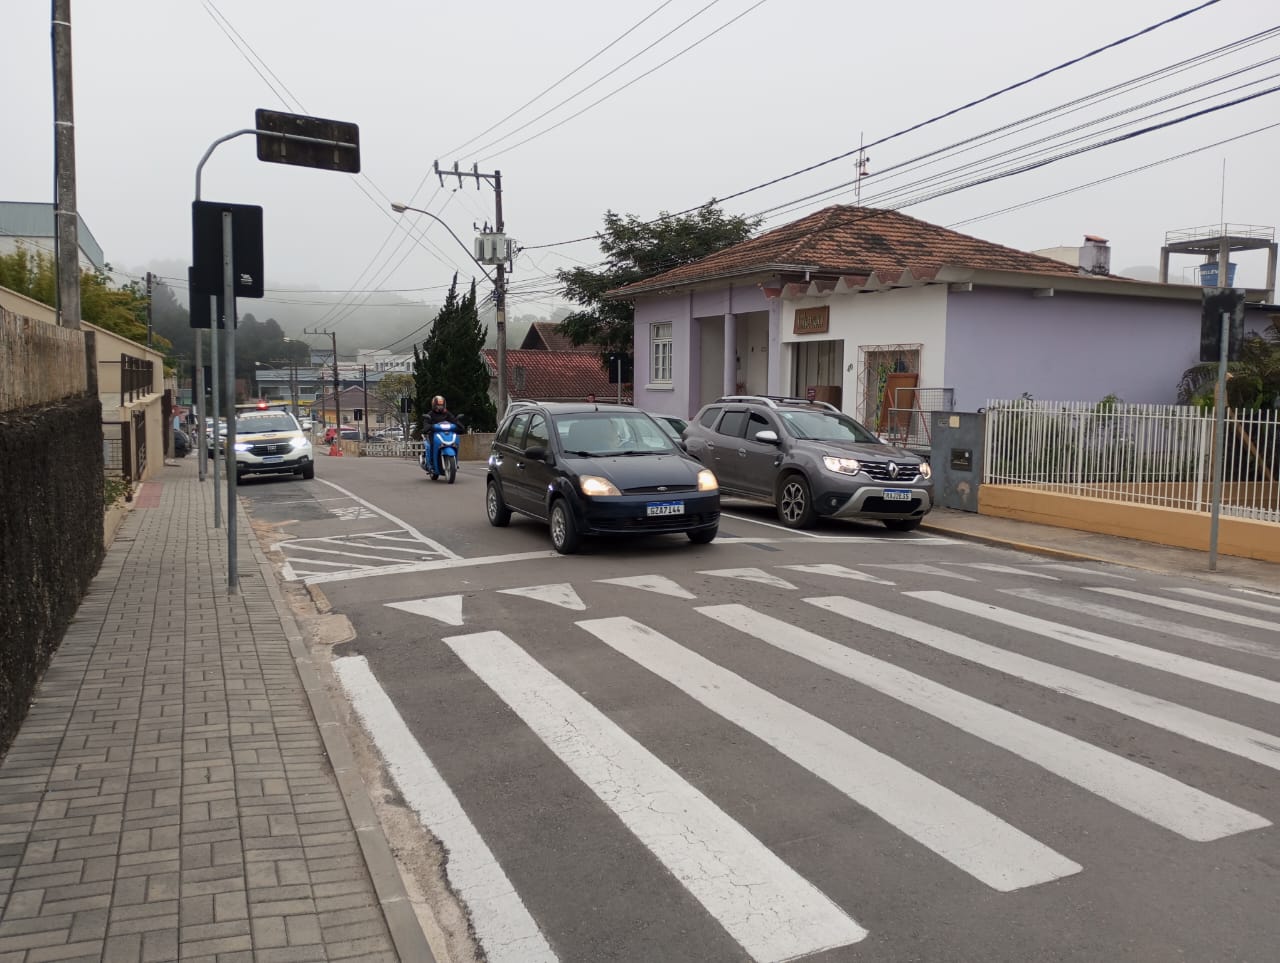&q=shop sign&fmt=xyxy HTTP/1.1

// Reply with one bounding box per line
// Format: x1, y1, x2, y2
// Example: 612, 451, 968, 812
793, 306, 830, 335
